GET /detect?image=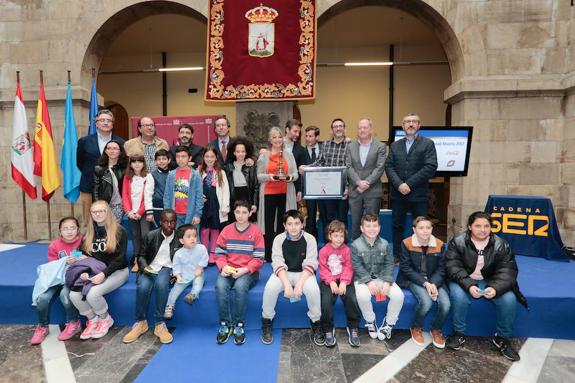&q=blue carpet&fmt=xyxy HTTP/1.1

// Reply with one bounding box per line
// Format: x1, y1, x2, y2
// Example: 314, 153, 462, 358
135, 328, 282, 383
2, 242, 575, 339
